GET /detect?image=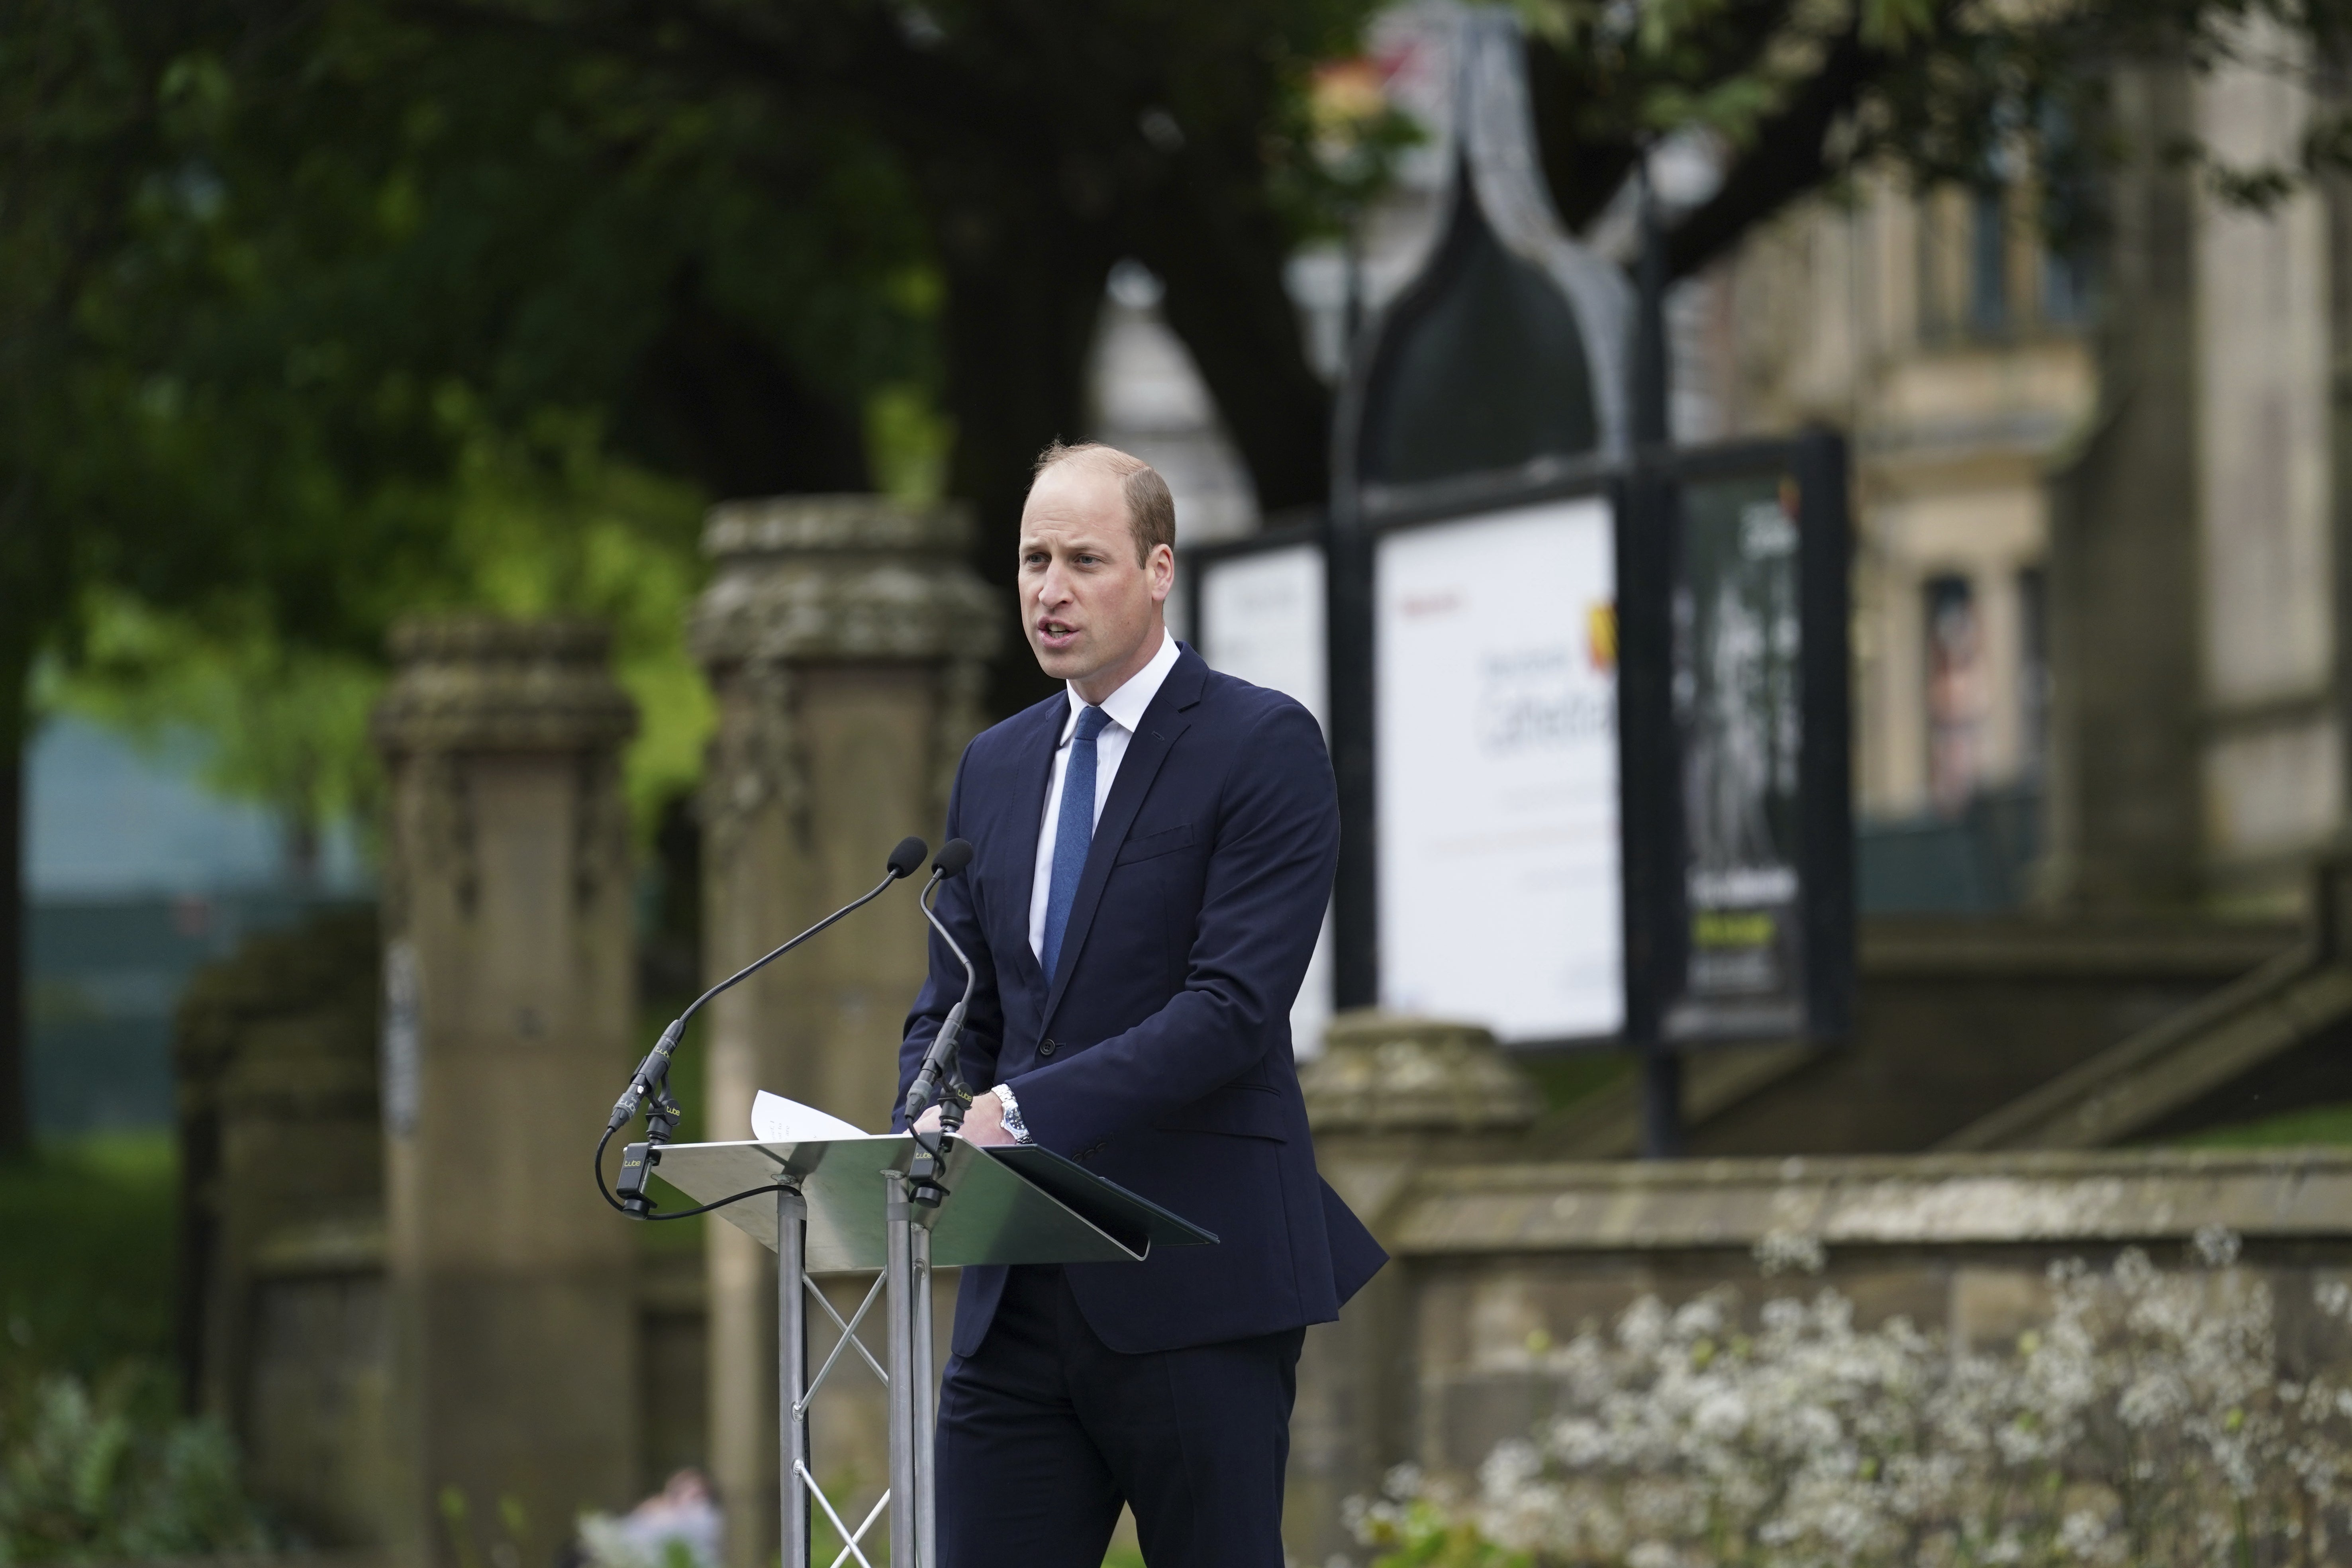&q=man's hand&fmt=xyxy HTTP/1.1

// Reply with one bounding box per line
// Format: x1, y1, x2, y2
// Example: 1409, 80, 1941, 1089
913, 1088, 1018, 1147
